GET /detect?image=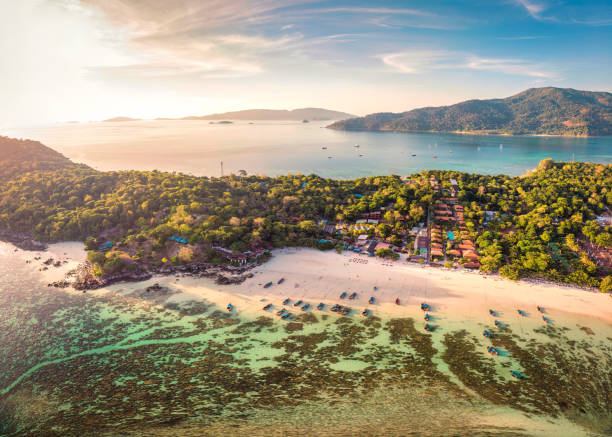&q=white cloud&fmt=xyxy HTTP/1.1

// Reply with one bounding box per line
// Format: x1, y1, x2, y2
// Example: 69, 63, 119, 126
280, 24, 294, 30
381, 50, 556, 78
